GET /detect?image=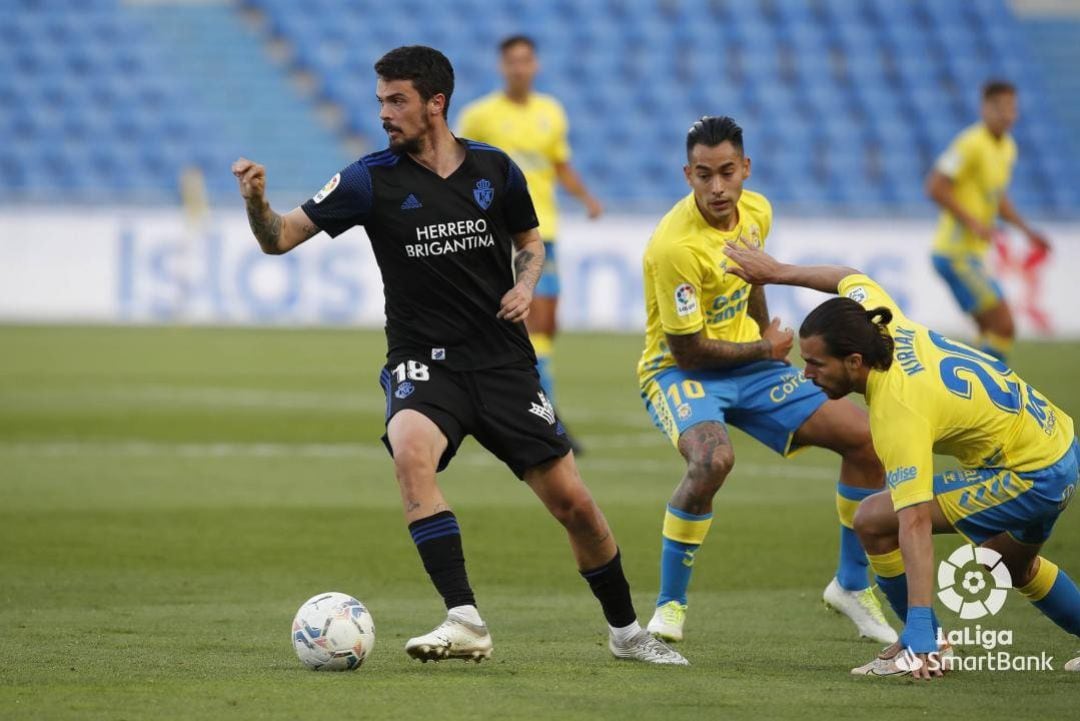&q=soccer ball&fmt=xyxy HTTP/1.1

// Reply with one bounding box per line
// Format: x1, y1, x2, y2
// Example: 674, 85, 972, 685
291, 592, 375, 671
